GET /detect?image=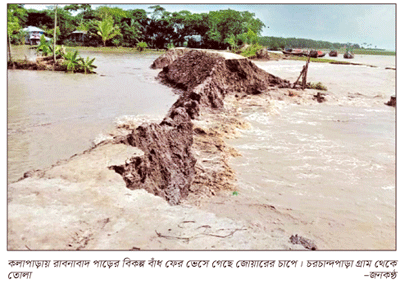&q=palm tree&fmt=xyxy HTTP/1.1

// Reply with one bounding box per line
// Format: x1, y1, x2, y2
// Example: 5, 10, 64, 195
96, 16, 121, 47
